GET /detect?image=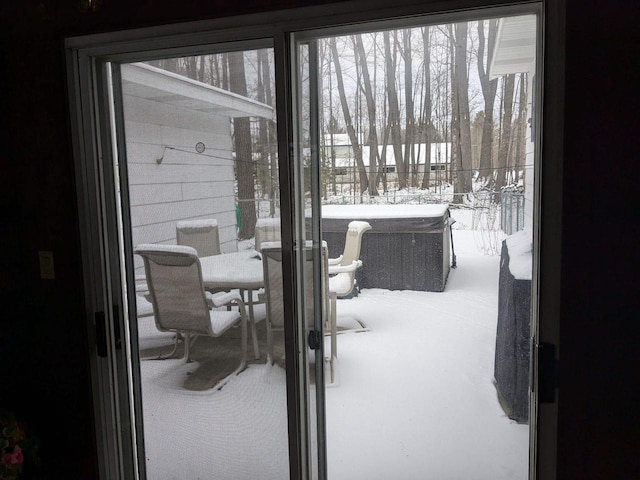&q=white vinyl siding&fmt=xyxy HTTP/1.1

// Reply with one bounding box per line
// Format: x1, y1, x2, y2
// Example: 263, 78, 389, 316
122, 94, 238, 274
